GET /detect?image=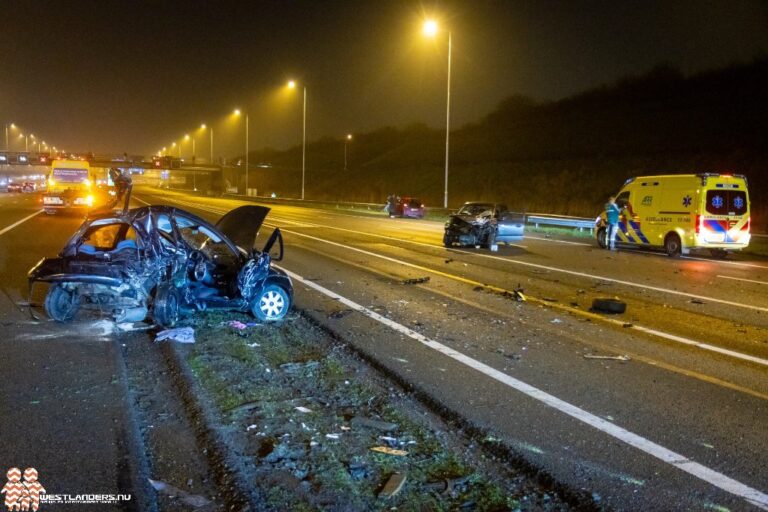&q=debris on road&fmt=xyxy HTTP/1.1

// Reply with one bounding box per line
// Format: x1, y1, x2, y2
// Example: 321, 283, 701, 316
328, 309, 353, 319
591, 297, 627, 314
295, 406, 312, 413
148, 478, 213, 508
379, 473, 407, 498
690, 299, 706, 305
370, 446, 408, 456
155, 327, 195, 344
401, 276, 430, 285
583, 354, 631, 362
550, 318, 563, 324
279, 361, 320, 374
